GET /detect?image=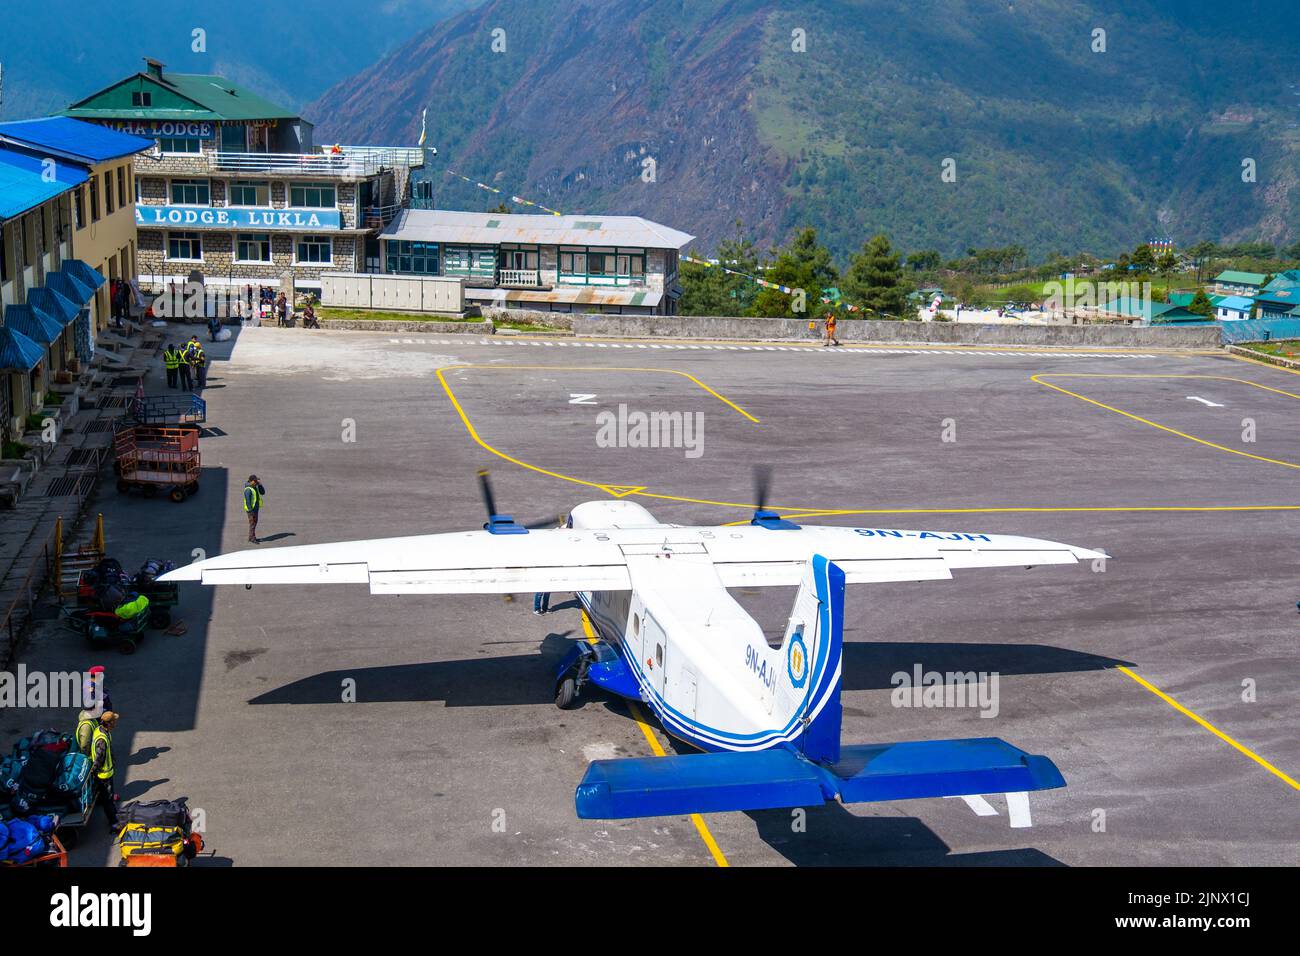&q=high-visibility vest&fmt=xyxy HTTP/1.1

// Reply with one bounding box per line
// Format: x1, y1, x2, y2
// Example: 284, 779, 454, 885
164, 349, 180, 369
243, 484, 262, 512
115, 594, 149, 619
91, 725, 114, 780
76, 711, 98, 755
